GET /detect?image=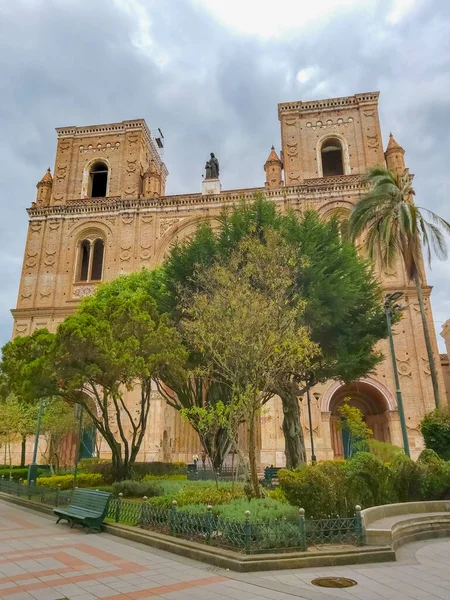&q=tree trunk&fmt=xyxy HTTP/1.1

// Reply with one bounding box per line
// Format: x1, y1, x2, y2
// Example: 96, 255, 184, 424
280, 388, 306, 469
20, 435, 26, 468
248, 412, 261, 498
414, 273, 441, 408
